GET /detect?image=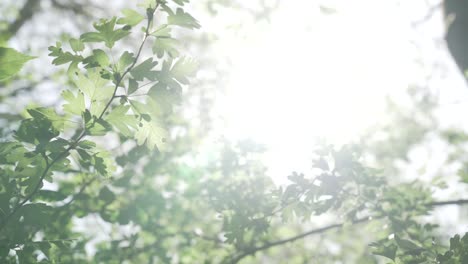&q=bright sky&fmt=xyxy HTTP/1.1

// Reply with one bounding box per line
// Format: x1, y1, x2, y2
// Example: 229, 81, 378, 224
195, 0, 468, 181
